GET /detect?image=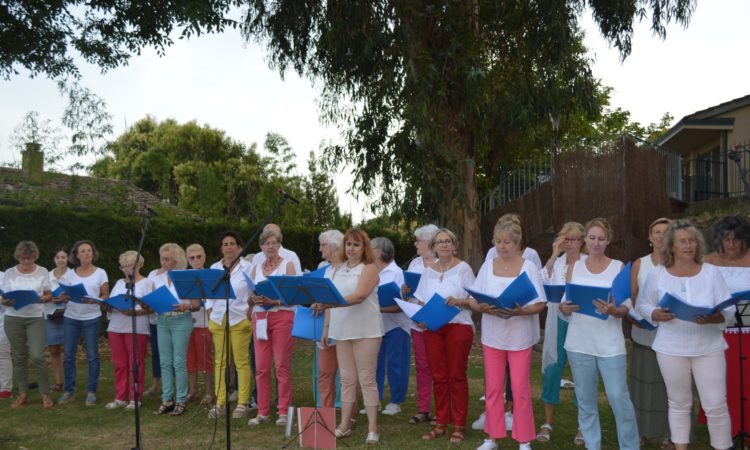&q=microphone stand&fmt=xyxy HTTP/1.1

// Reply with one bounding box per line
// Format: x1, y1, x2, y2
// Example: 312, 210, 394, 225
211, 192, 294, 449
126, 210, 154, 450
